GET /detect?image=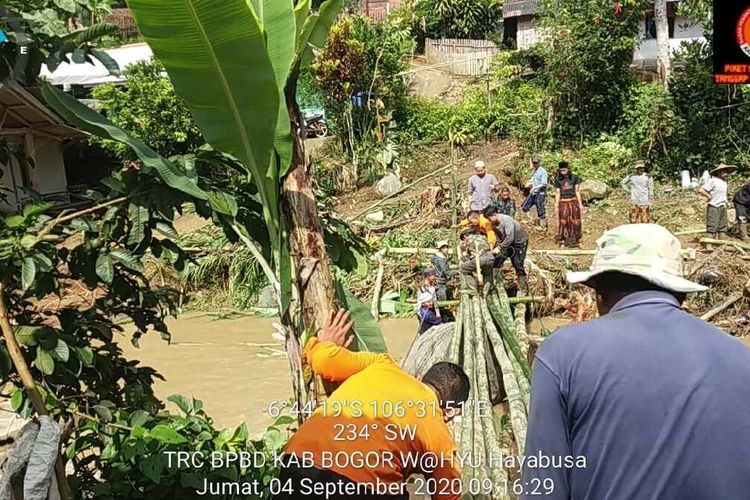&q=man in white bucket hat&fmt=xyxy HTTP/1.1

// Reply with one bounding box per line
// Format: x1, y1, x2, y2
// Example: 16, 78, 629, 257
522, 224, 750, 500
